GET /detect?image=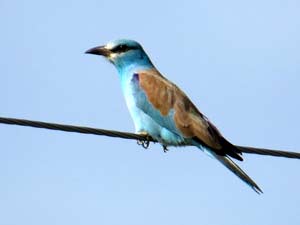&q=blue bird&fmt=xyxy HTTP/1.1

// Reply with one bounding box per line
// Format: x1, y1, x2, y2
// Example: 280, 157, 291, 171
86, 39, 262, 193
